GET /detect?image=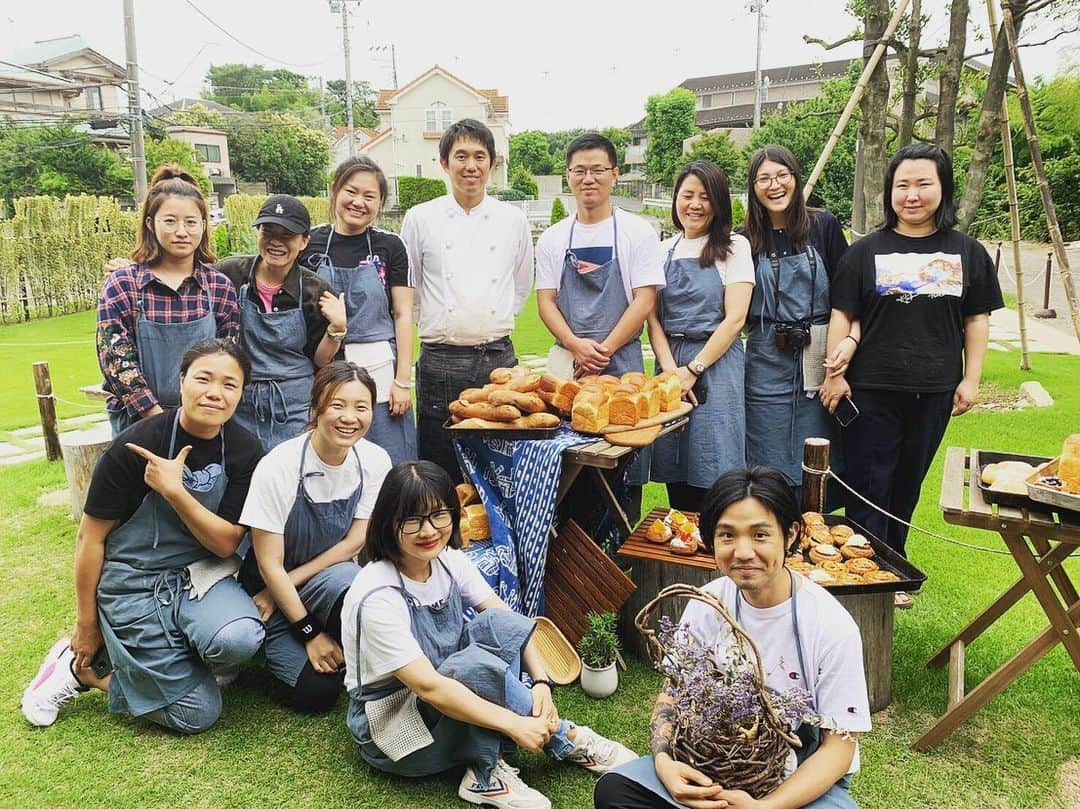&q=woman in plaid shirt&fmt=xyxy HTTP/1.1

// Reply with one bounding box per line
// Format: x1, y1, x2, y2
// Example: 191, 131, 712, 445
97, 165, 240, 436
